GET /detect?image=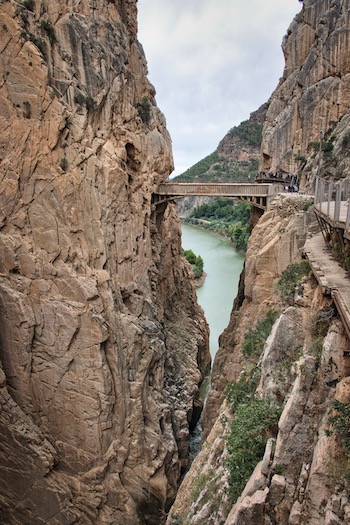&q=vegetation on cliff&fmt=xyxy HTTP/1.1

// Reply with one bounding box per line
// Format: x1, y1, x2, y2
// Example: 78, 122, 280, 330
184, 199, 250, 251
225, 310, 281, 502
226, 119, 263, 148
277, 261, 311, 304
226, 395, 281, 502
241, 310, 279, 357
